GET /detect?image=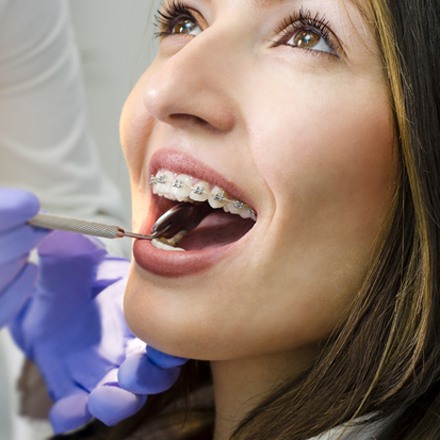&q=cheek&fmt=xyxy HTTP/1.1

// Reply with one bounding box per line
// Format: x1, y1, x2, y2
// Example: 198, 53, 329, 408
249, 81, 395, 224
120, 75, 155, 183
243, 84, 396, 344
